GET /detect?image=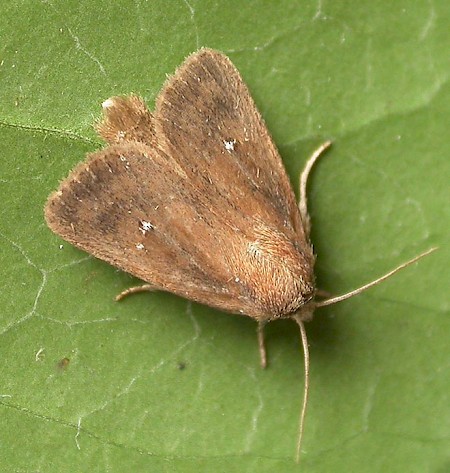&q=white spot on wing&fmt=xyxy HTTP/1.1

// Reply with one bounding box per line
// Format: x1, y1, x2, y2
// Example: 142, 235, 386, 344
119, 154, 131, 170
247, 241, 263, 258
139, 220, 154, 235
223, 139, 236, 152
102, 98, 115, 109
